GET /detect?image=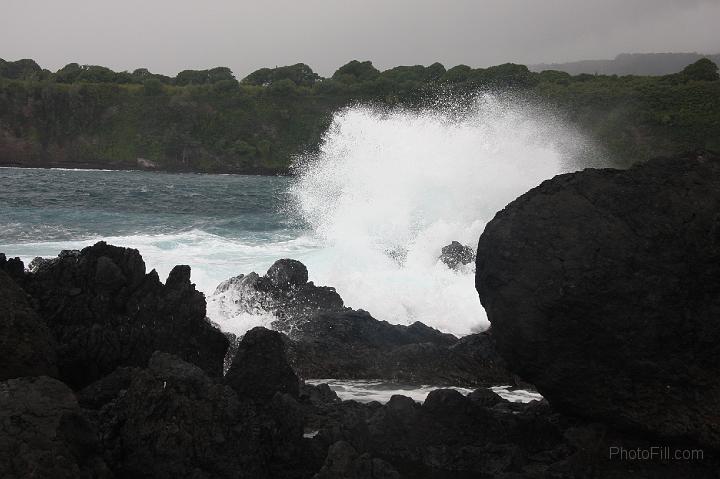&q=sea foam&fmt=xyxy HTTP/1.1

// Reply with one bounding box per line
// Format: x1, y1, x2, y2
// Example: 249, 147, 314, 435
287, 93, 591, 335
